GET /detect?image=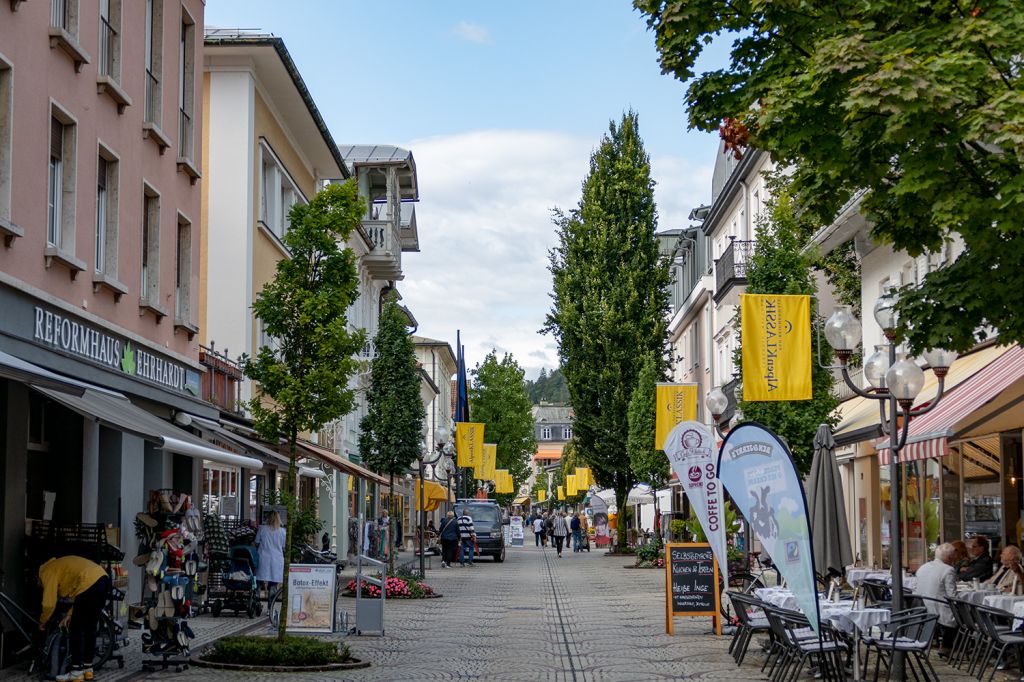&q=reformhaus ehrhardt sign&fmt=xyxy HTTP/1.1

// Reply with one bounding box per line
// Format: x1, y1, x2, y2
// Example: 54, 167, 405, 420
32, 306, 199, 396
